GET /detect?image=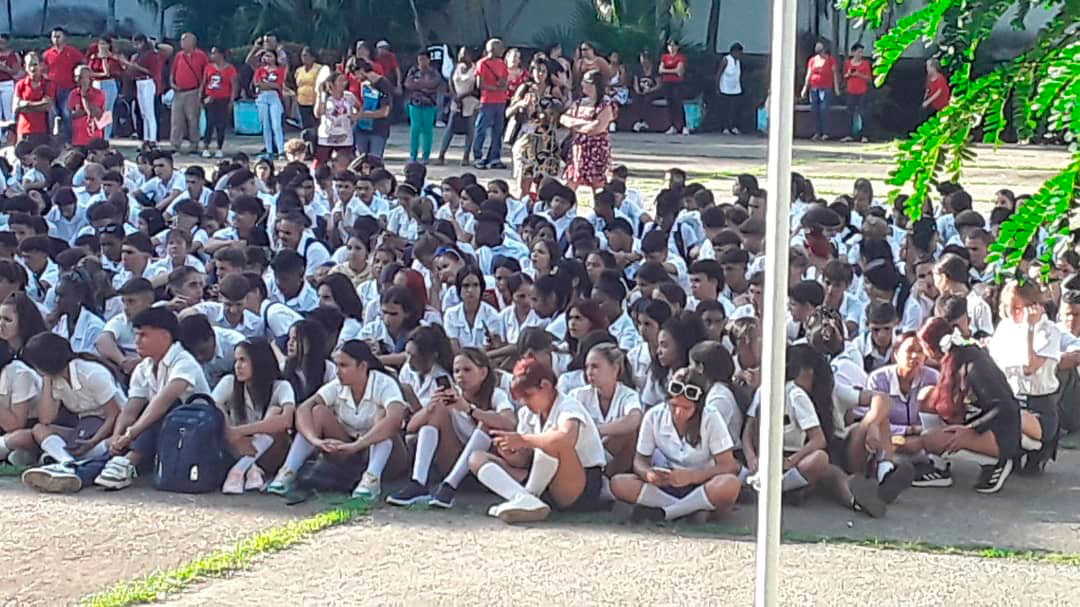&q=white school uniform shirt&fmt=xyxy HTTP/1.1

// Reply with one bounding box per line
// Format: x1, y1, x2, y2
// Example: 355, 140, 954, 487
48, 359, 124, 417
749, 381, 821, 453
536, 210, 576, 241
168, 187, 213, 214
636, 402, 734, 469
686, 293, 736, 316
517, 393, 607, 469
443, 301, 502, 348
258, 300, 304, 340
337, 317, 365, 348
46, 205, 89, 244
608, 312, 642, 351
705, 382, 743, 450
989, 318, 1061, 397
52, 308, 106, 355
534, 311, 568, 342
211, 376, 296, 426
505, 197, 528, 228
447, 387, 515, 443
386, 206, 420, 241
556, 370, 586, 394
627, 342, 660, 406
899, 291, 934, 334
139, 171, 186, 205
267, 280, 319, 312
399, 364, 450, 408
966, 290, 995, 337
147, 255, 207, 278
498, 305, 542, 346
569, 382, 642, 426
358, 280, 380, 321
200, 327, 247, 388
188, 302, 266, 340
315, 371, 405, 438
0, 360, 42, 417
129, 342, 212, 403
102, 312, 138, 355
